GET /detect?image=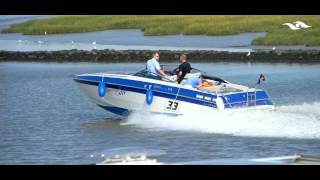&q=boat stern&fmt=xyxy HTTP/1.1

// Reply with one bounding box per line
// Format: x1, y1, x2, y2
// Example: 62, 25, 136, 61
221, 88, 275, 110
